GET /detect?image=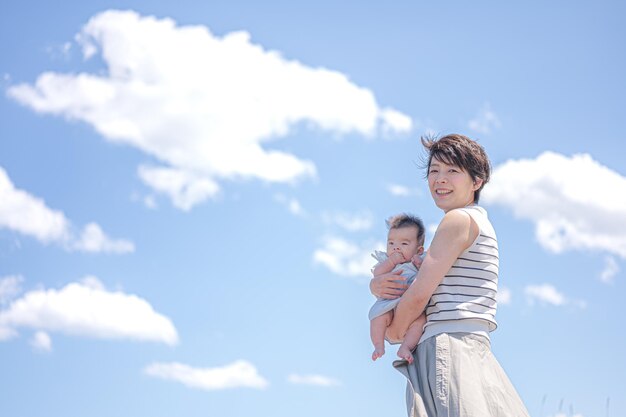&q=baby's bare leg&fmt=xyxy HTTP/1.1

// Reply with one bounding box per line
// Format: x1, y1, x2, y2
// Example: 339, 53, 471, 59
397, 313, 426, 364
370, 311, 393, 361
